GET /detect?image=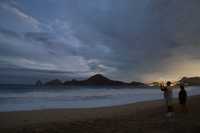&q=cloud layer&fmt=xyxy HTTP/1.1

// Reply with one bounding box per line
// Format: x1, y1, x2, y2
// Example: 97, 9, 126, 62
0, 0, 200, 83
